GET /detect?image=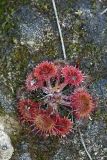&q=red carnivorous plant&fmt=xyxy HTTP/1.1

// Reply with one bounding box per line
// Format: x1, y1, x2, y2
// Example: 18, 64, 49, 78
18, 60, 96, 137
